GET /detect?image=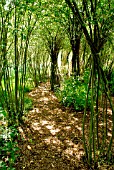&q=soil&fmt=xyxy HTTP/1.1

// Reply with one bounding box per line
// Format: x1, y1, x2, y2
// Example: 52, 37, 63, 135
15, 82, 114, 170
